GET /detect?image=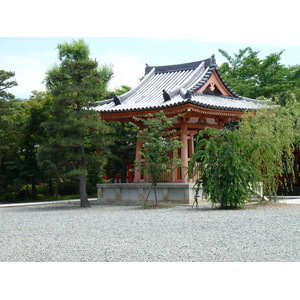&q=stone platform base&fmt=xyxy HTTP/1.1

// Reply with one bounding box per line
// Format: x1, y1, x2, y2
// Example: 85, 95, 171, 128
97, 183, 201, 205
